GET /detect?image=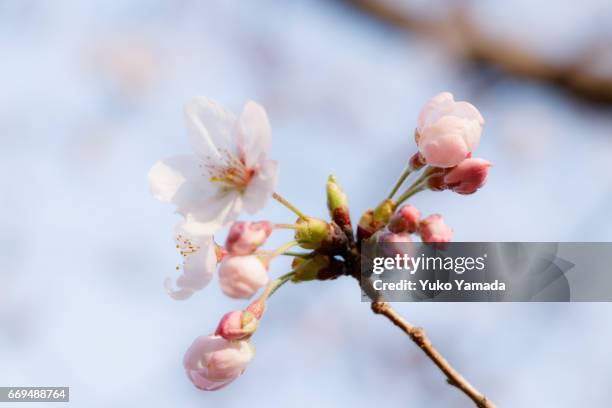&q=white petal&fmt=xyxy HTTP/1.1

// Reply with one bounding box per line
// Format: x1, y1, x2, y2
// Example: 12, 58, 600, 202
183, 335, 226, 370
242, 159, 278, 214
185, 97, 237, 164
148, 155, 214, 214
187, 370, 232, 391
164, 278, 195, 300
148, 155, 198, 202
462, 118, 483, 152
182, 193, 243, 236
418, 116, 471, 168
165, 224, 217, 300
450, 101, 484, 126
175, 217, 210, 240
236, 101, 271, 167
417, 92, 454, 133
178, 238, 216, 290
